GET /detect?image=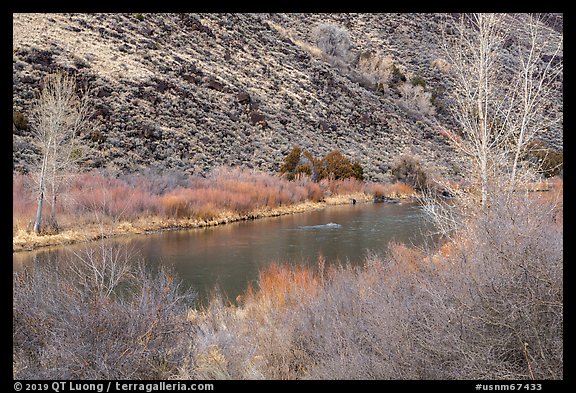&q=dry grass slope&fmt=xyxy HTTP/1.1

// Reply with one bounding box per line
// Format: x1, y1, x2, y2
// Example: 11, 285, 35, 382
14, 13, 561, 182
